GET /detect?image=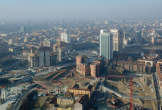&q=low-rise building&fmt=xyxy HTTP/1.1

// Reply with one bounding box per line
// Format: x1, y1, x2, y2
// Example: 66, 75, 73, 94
76, 55, 90, 76
90, 61, 101, 77
117, 60, 146, 73
68, 88, 91, 98
76, 55, 101, 77
57, 96, 74, 108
